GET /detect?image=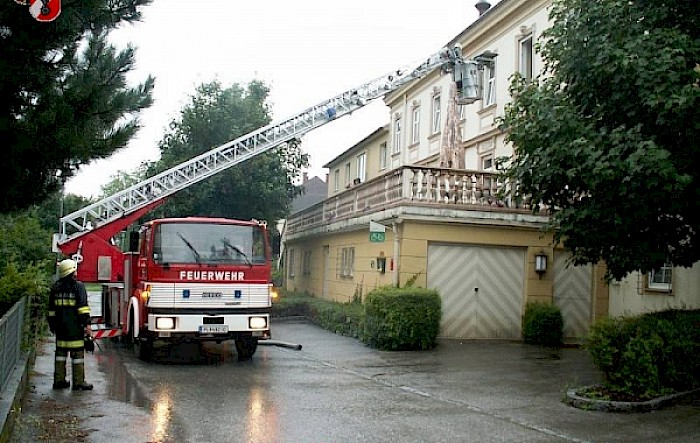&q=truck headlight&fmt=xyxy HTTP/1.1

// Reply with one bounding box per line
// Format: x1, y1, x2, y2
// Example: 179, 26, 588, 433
249, 316, 268, 330
156, 317, 175, 330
